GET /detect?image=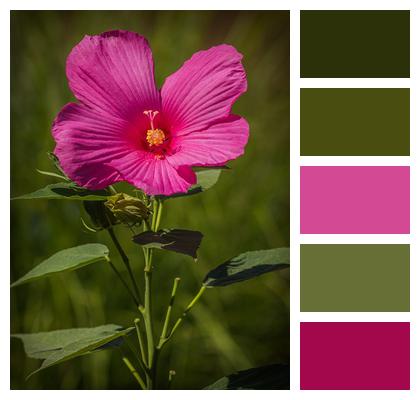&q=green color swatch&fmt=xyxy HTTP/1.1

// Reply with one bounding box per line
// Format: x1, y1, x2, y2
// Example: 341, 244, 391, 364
300, 244, 410, 312
300, 88, 410, 156
300, 10, 410, 78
